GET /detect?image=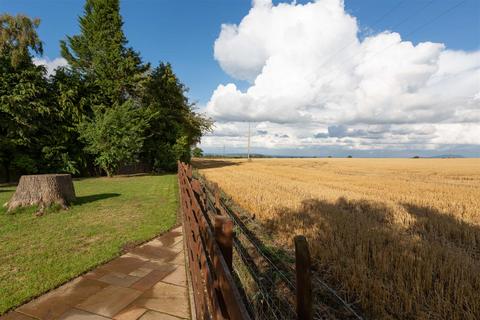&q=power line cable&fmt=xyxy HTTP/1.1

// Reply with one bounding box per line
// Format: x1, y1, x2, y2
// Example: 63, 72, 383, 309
202, 181, 363, 319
